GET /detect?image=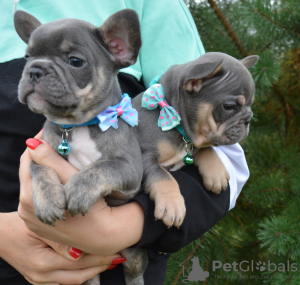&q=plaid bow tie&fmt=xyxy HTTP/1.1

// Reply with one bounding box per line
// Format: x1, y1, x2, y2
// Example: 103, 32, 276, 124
141, 84, 181, 131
